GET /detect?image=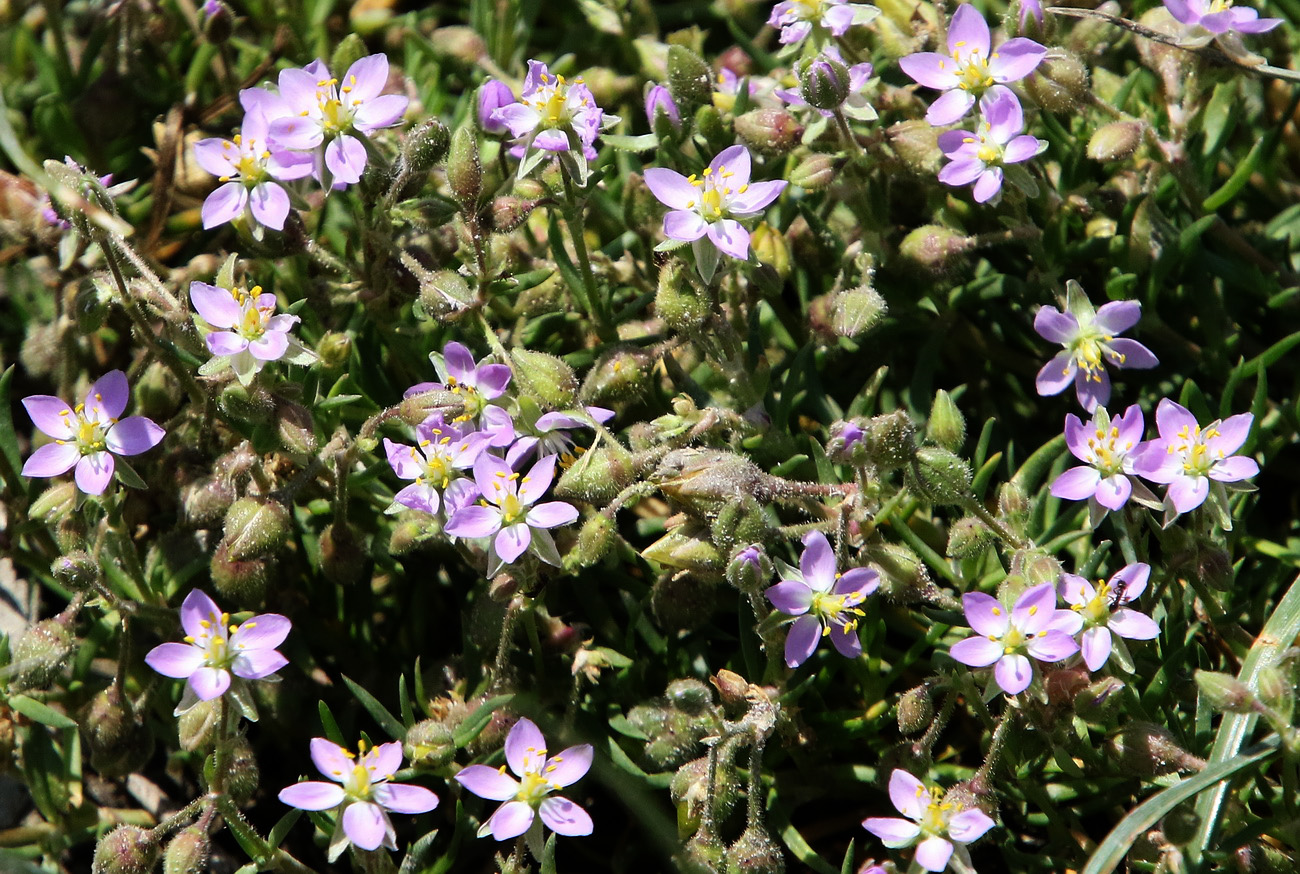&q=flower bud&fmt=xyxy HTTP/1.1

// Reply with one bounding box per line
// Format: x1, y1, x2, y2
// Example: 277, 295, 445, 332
1256, 666, 1293, 718
390, 119, 449, 200
694, 105, 730, 153
1109, 722, 1205, 776
404, 718, 456, 770
52, 550, 99, 592
92, 825, 159, 874
210, 540, 269, 604
869, 542, 930, 603
734, 109, 804, 155
998, 480, 1030, 519
75, 278, 113, 333
926, 390, 966, 451
509, 349, 577, 408
181, 476, 235, 528
788, 152, 837, 190
447, 124, 483, 207
946, 516, 993, 559
179, 697, 220, 751
887, 120, 942, 175
667, 45, 713, 110
651, 572, 719, 633
672, 751, 741, 830
750, 223, 791, 277
316, 331, 352, 370
330, 34, 367, 82
1009, 0, 1052, 41
320, 522, 366, 586
898, 682, 936, 734
725, 824, 785, 874
726, 545, 771, 595
667, 679, 716, 716
225, 735, 260, 804
656, 259, 711, 334
1074, 675, 1126, 721
826, 420, 867, 464
862, 410, 915, 471
909, 446, 973, 506
490, 195, 539, 233
1010, 549, 1062, 588
581, 346, 655, 405
646, 83, 682, 133
477, 80, 515, 135
31, 481, 79, 523
830, 285, 887, 338
389, 511, 435, 555
799, 55, 850, 111
1024, 49, 1090, 114
414, 268, 475, 320
84, 688, 152, 777
274, 398, 317, 456
1088, 121, 1143, 162
898, 224, 976, 275
222, 497, 290, 561
681, 831, 726, 874
11, 618, 74, 690
1195, 670, 1258, 714
428, 25, 486, 65
566, 513, 617, 570
163, 826, 209, 874
711, 499, 771, 556
218, 382, 274, 424
201, 1, 233, 44
644, 705, 719, 768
